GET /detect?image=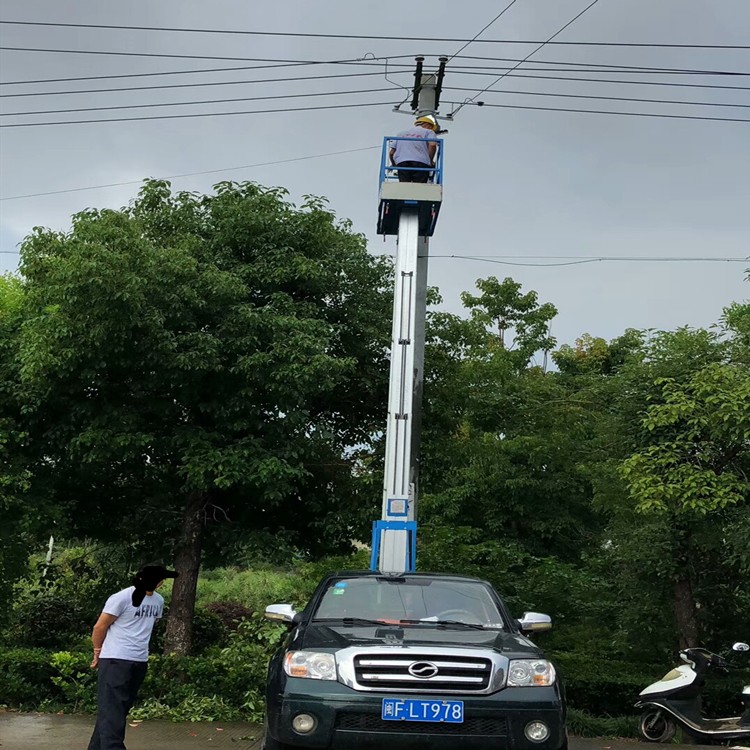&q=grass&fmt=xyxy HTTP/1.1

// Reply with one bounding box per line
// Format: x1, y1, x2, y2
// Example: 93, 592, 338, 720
195, 567, 312, 612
